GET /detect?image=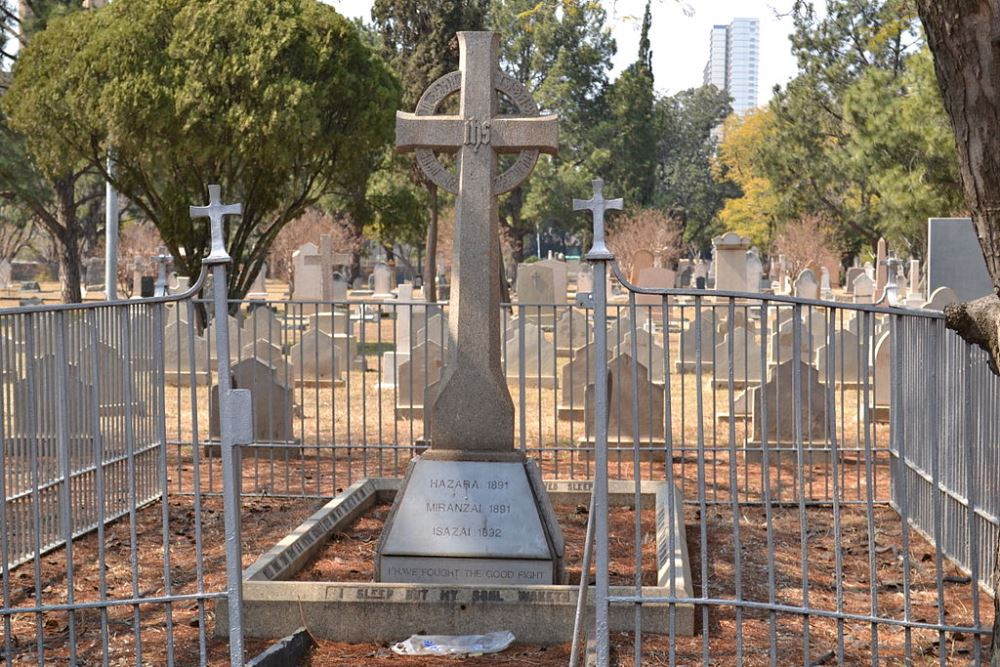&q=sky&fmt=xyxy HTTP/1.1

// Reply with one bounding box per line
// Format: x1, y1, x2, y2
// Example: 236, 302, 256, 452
326, 0, 806, 106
